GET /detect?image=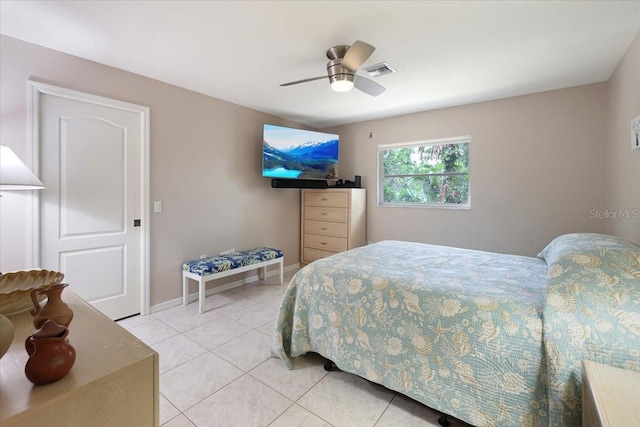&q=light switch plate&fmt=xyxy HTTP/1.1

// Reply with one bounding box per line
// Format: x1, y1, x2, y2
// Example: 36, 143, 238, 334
153, 201, 162, 213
